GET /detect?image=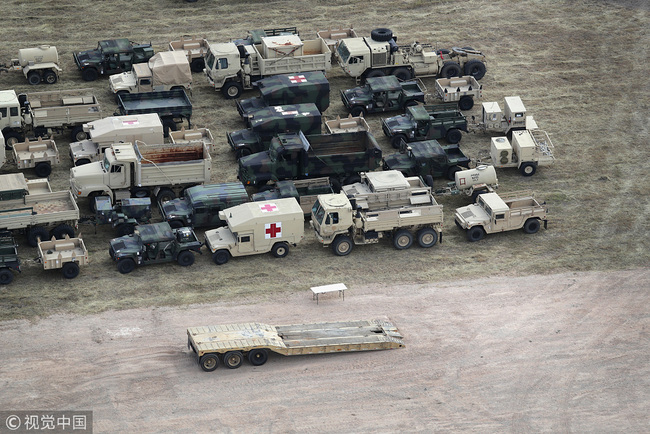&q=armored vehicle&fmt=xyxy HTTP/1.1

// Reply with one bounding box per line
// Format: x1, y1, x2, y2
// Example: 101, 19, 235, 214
74, 38, 154, 82
382, 103, 467, 148
0, 232, 20, 285
95, 196, 152, 236
341, 76, 426, 117
109, 222, 202, 274
1, 45, 61, 85
251, 177, 333, 216
383, 139, 471, 181
161, 182, 249, 229
114, 89, 192, 137
481, 131, 555, 176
